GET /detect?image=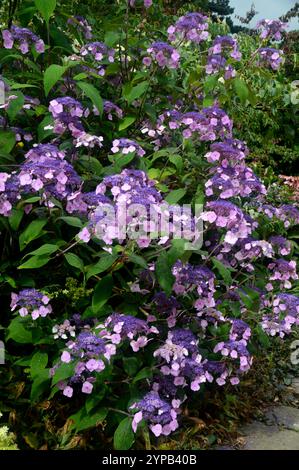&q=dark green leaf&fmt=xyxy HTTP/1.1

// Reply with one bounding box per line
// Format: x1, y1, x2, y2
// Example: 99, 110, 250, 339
77, 81, 103, 115
7, 317, 32, 344
0, 130, 16, 153
64, 252, 84, 272
18, 255, 50, 269
86, 254, 117, 280
19, 219, 47, 251
44, 64, 68, 96
92, 275, 113, 312
113, 417, 135, 450
35, 0, 56, 24
52, 363, 75, 386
